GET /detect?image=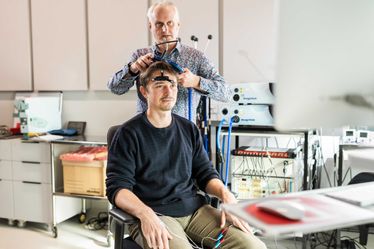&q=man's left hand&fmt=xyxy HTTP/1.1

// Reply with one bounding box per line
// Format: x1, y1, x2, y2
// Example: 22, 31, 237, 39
220, 190, 254, 234
177, 68, 200, 89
